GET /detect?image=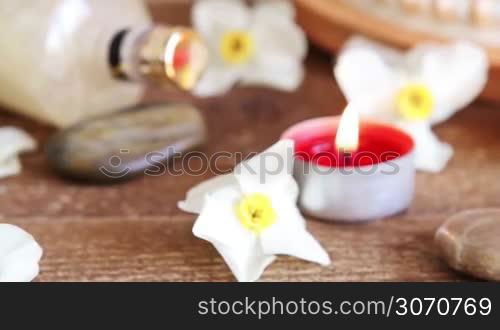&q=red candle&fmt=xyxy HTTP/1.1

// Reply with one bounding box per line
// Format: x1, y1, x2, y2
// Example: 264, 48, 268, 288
282, 114, 416, 223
